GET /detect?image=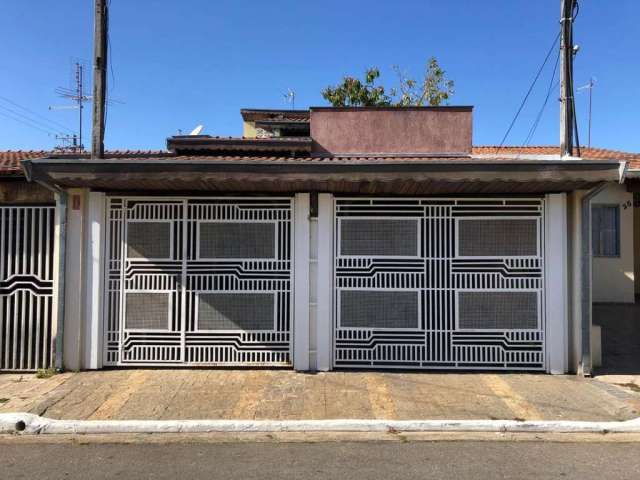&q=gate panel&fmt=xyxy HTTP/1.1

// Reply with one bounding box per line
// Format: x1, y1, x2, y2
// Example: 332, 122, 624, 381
104, 197, 292, 366
0, 206, 55, 371
334, 198, 545, 370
